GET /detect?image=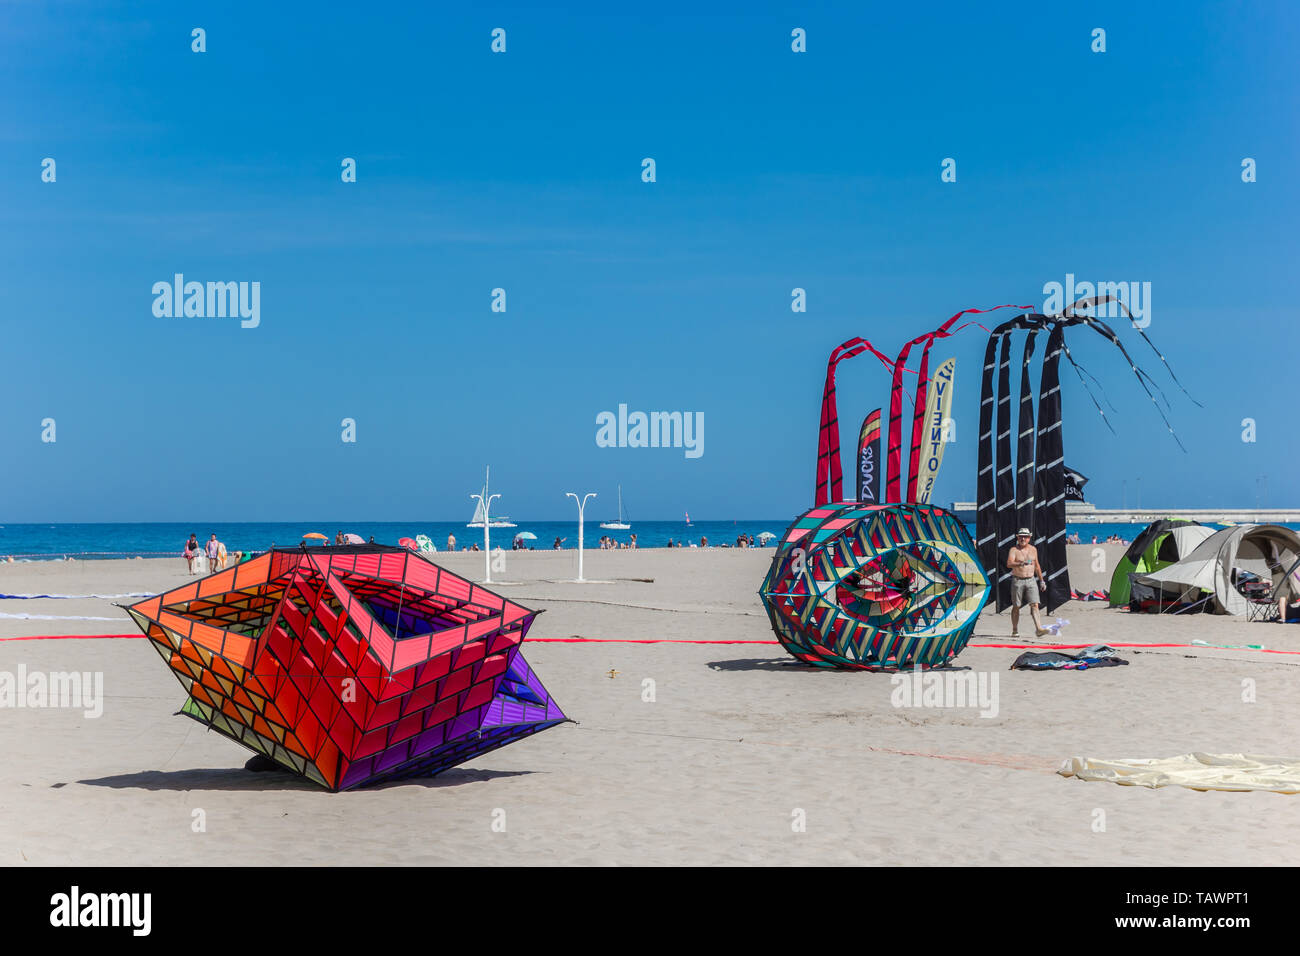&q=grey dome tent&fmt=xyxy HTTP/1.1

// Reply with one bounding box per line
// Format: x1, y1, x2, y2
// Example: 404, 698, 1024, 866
1108, 519, 1214, 607
1131, 524, 1300, 615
